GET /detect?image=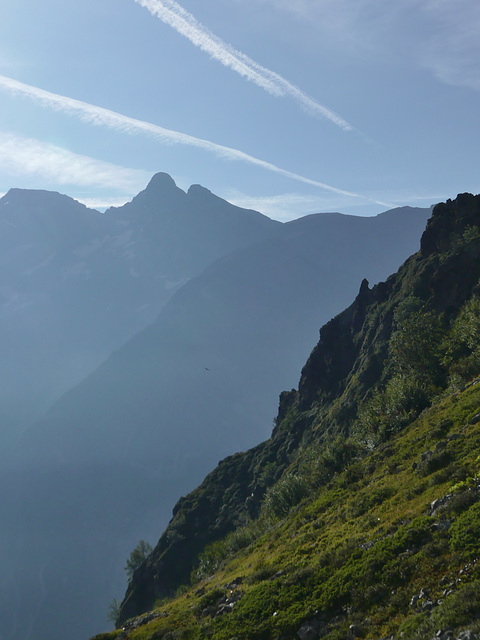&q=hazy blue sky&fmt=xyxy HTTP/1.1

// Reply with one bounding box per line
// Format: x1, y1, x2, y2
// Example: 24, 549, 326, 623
0, 0, 479, 220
